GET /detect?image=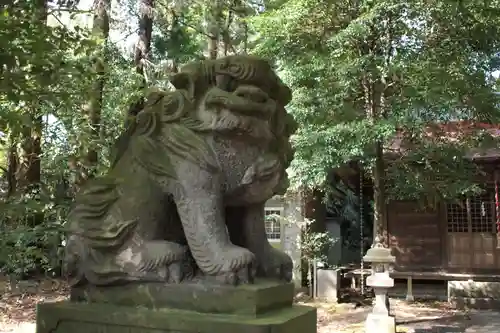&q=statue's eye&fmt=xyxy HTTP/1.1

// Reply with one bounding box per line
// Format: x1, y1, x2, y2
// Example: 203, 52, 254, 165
227, 77, 239, 92
215, 74, 236, 92
227, 63, 244, 77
